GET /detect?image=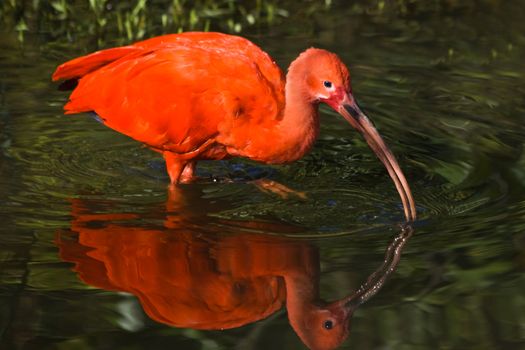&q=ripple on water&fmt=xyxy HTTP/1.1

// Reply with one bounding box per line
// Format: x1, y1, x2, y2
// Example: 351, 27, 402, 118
2, 65, 523, 237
